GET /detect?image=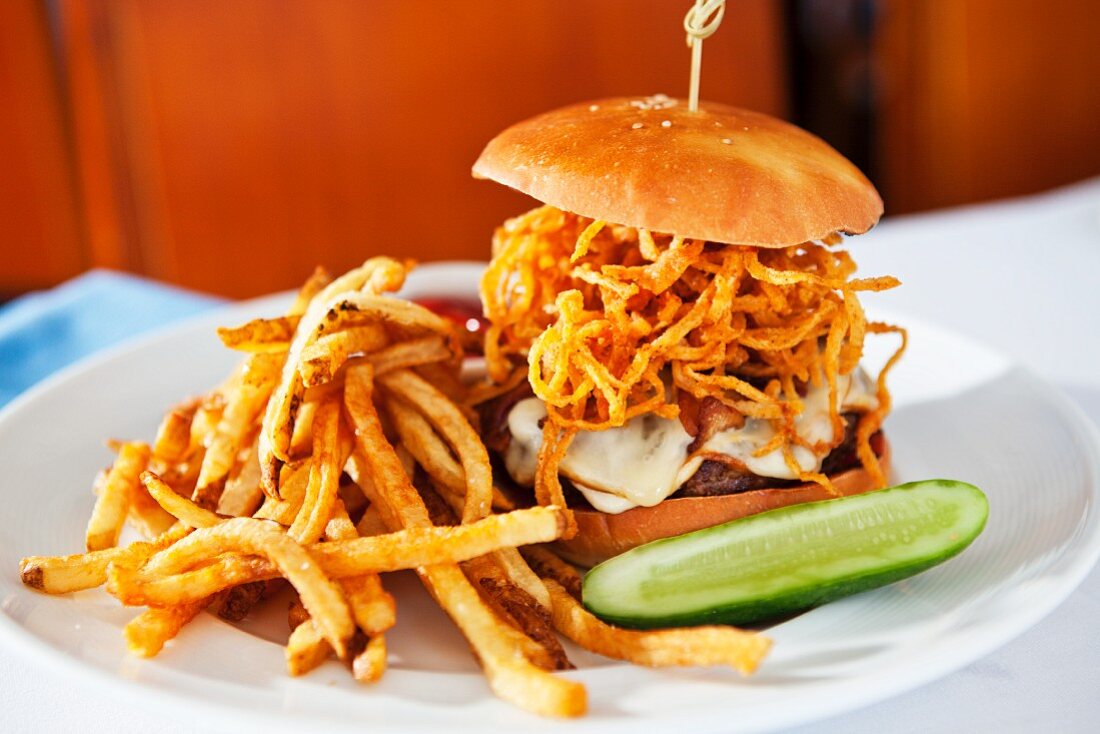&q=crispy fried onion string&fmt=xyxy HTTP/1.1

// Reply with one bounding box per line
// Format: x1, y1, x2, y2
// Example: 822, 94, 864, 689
480, 205, 906, 490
